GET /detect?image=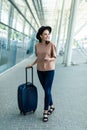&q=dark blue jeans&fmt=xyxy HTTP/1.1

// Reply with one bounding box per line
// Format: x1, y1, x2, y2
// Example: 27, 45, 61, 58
37, 70, 55, 110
